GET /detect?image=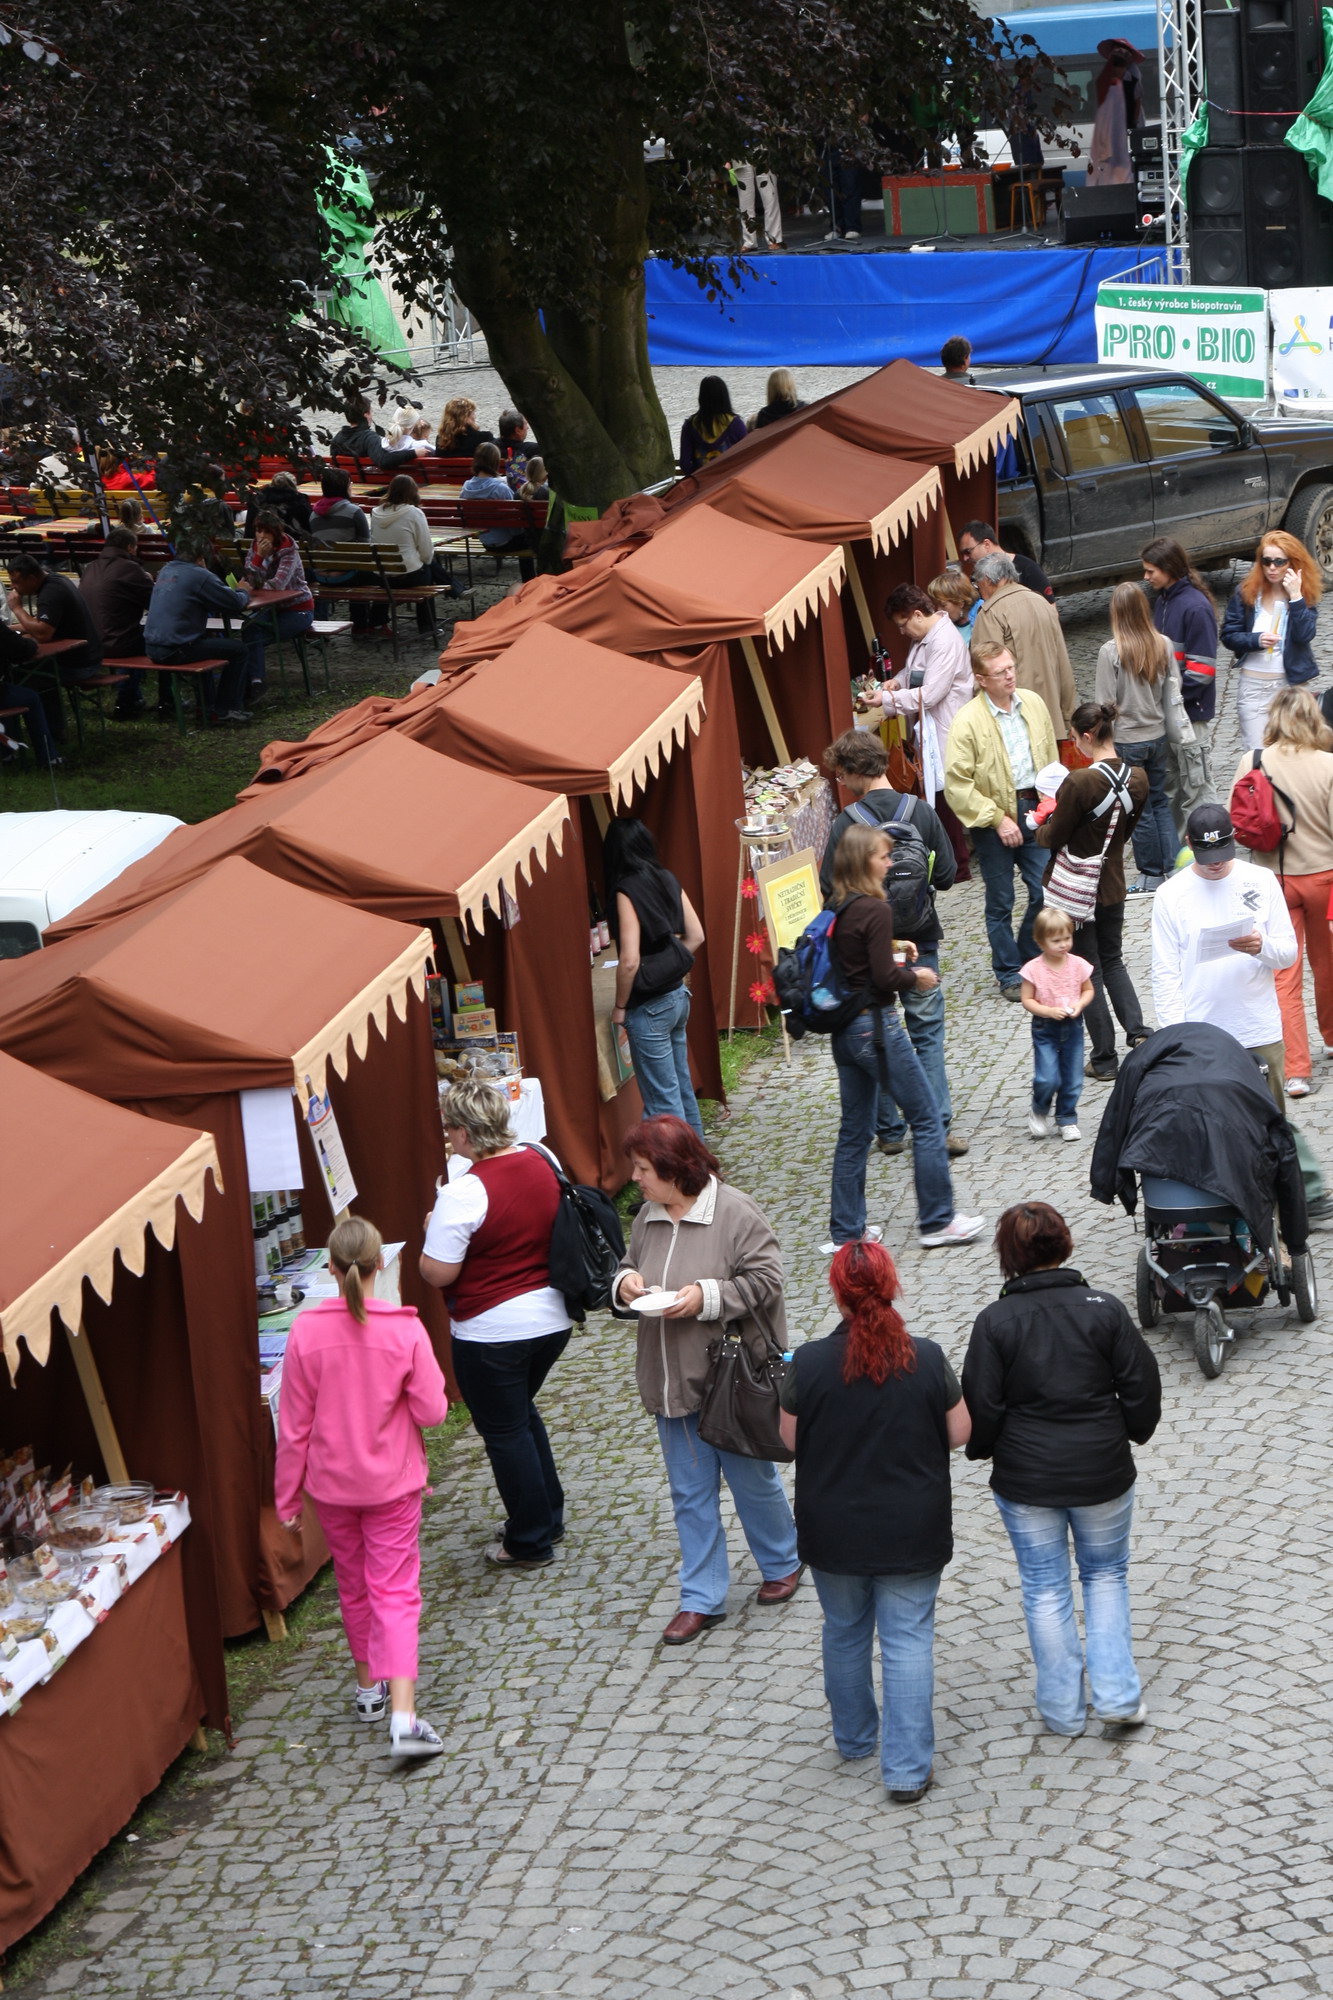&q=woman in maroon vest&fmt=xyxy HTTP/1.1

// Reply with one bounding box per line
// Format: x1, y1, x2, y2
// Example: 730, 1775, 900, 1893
421, 1079, 571, 1569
